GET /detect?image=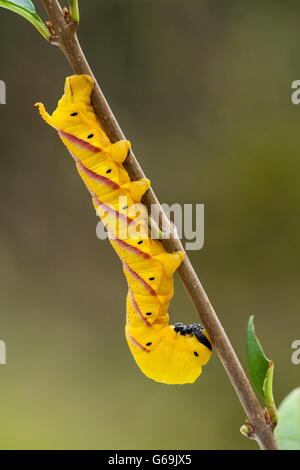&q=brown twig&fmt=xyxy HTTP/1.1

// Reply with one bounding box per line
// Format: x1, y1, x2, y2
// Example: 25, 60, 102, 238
42, 0, 278, 450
